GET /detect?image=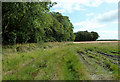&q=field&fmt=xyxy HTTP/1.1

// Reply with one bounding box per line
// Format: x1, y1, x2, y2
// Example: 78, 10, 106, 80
2, 42, 120, 80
